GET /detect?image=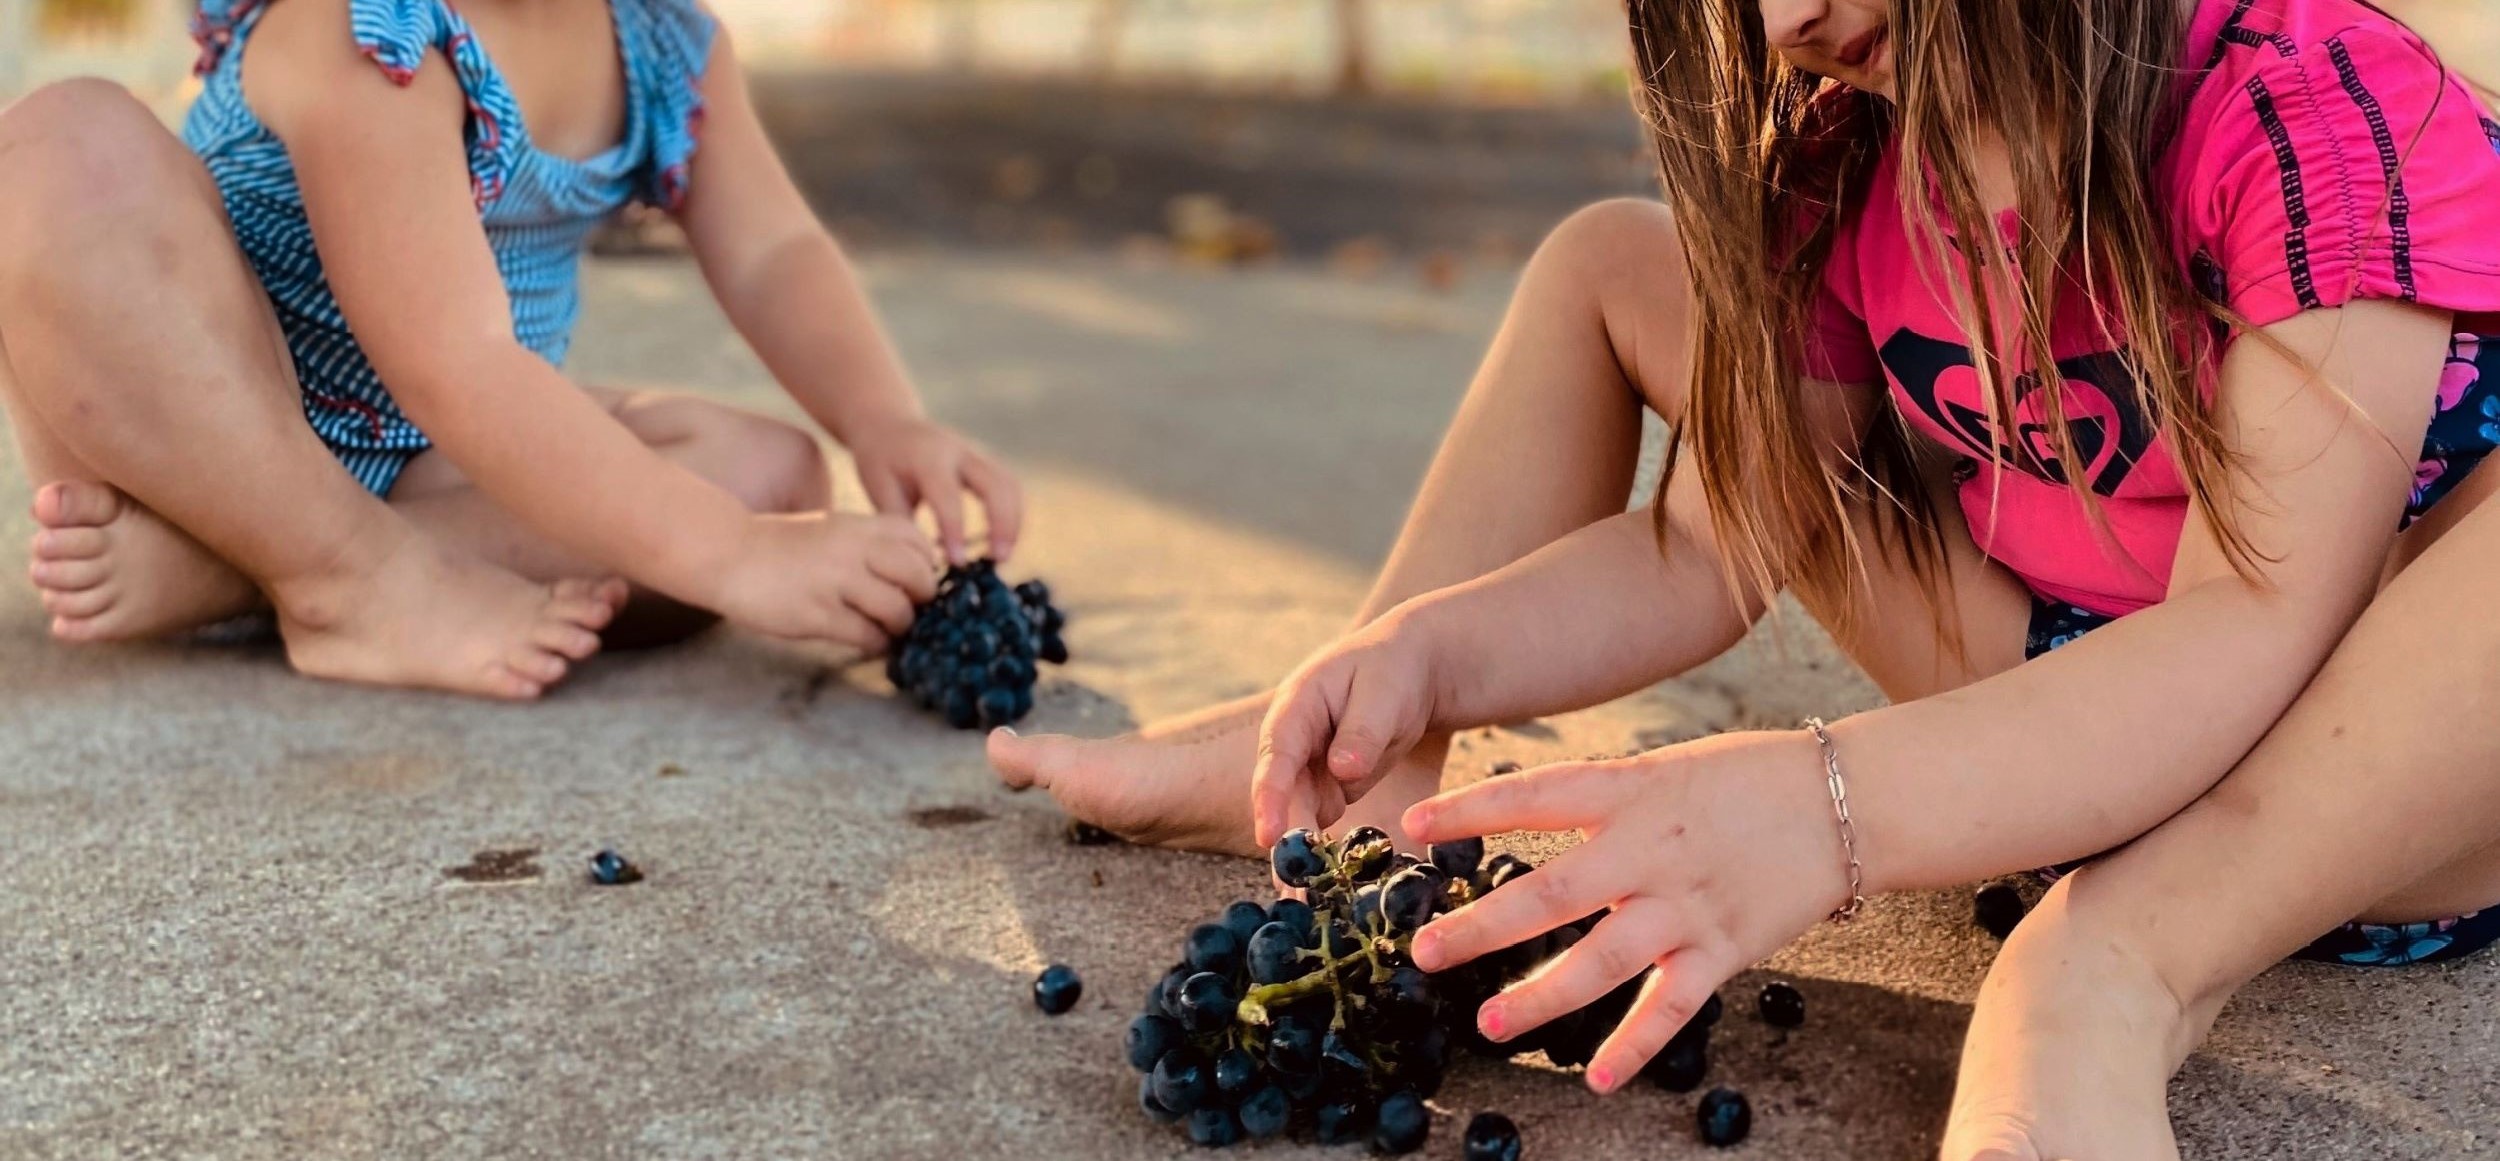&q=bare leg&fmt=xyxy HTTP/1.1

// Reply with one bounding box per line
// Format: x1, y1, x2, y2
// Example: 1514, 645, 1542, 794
388, 388, 834, 648
991, 200, 1686, 855
1942, 461, 2500, 1161
0, 80, 621, 698
0, 331, 266, 639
